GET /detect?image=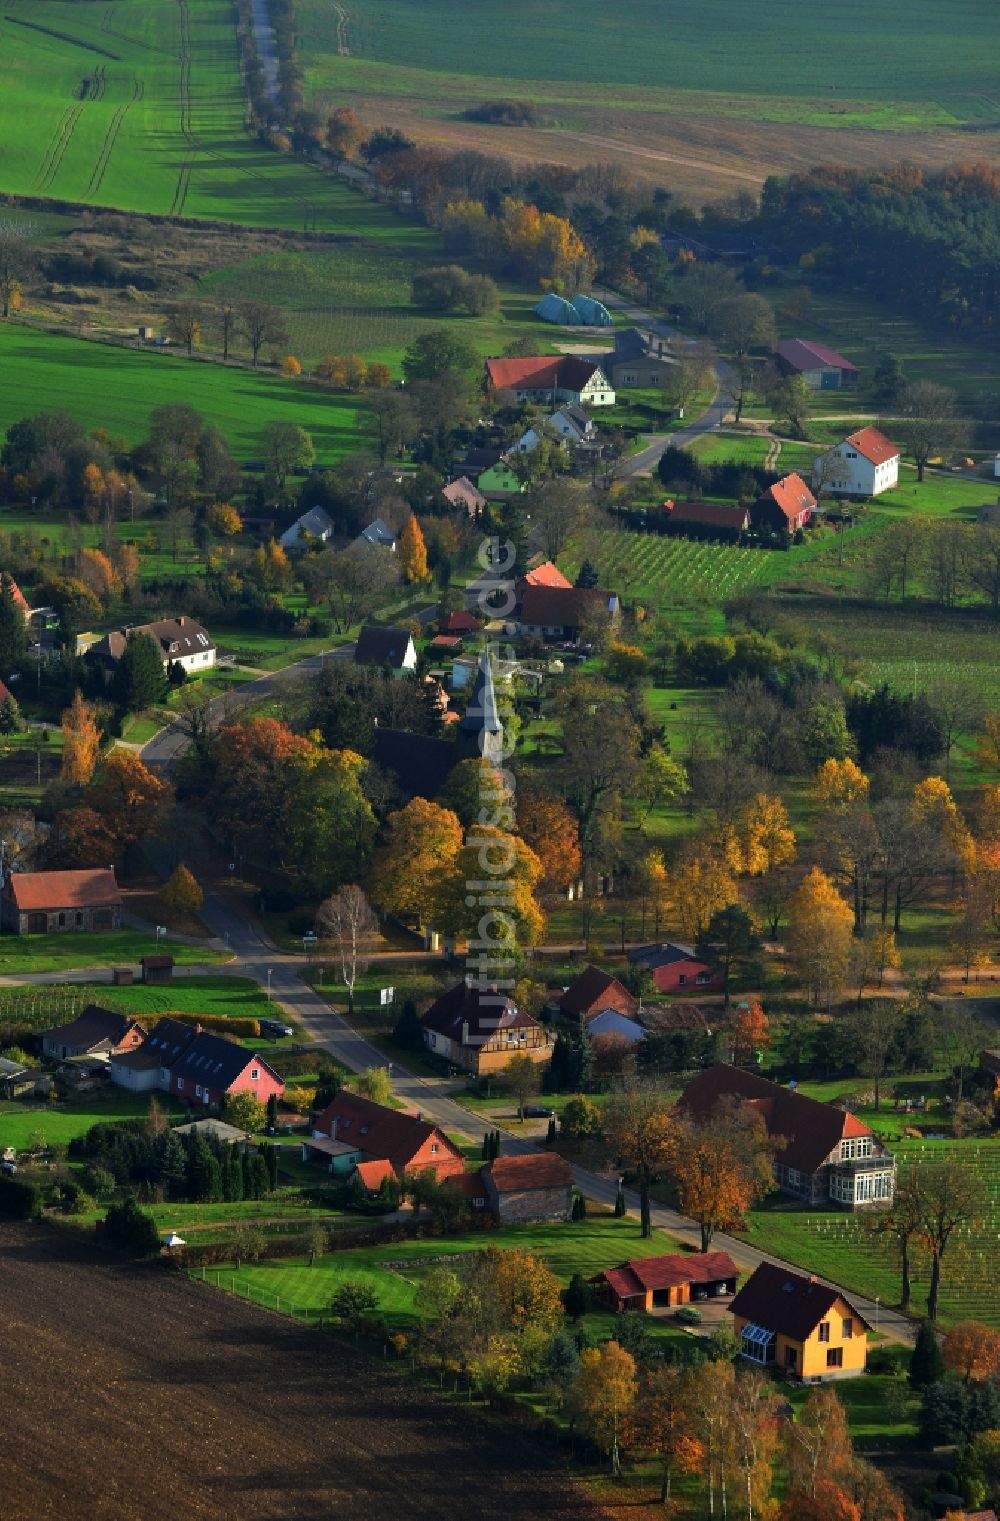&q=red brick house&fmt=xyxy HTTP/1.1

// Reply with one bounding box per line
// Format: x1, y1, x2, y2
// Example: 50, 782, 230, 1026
481, 1153, 573, 1223
680, 1064, 896, 1210
167, 1030, 284, 1111
749, 473, 817, 537
41, 1005, 146, 1062
629, 942, 724, 995
559, 965, 639, 1024
311, 1091, 465, 1182
663, 500, 750, 540
1, 868, 122, 935
421, 981, 553, 1075
594, 1250, 738, 1313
